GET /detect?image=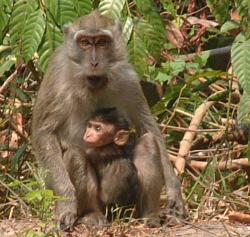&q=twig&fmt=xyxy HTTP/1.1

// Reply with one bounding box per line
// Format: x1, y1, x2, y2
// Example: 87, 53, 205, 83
9, 121, 28, 141
221, 221, 233, 237
175, 108, 223, 128
189, 158, 250, 170
229, 211, 250, 224
170, 154, 249, 170
175, 101, 215, 173
0, 69, 18, 94
0, 178, 30, 215
162, 125, 225, 133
